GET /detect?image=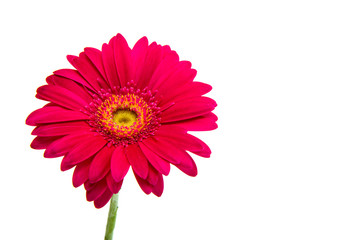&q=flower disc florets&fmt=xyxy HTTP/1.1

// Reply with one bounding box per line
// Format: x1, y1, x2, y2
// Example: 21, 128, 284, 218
86, 83, 161, 146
